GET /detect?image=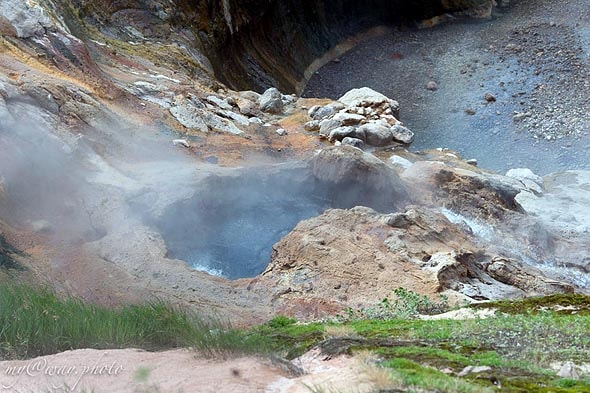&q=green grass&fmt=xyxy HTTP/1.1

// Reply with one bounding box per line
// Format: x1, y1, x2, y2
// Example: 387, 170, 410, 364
244, 294, 590, 393
383, 357, 494, 393
0, 282, 269, 359
1, 282, 589, 393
